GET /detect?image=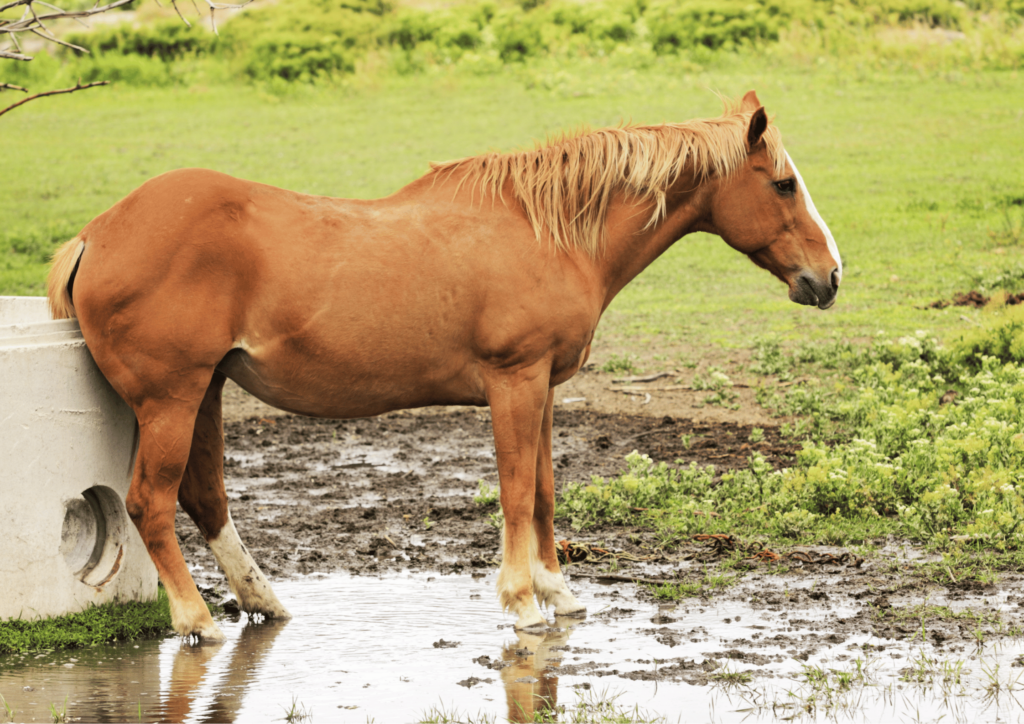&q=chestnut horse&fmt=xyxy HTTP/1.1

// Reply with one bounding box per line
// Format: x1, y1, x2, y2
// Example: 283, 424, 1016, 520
47, 91, 840, 641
